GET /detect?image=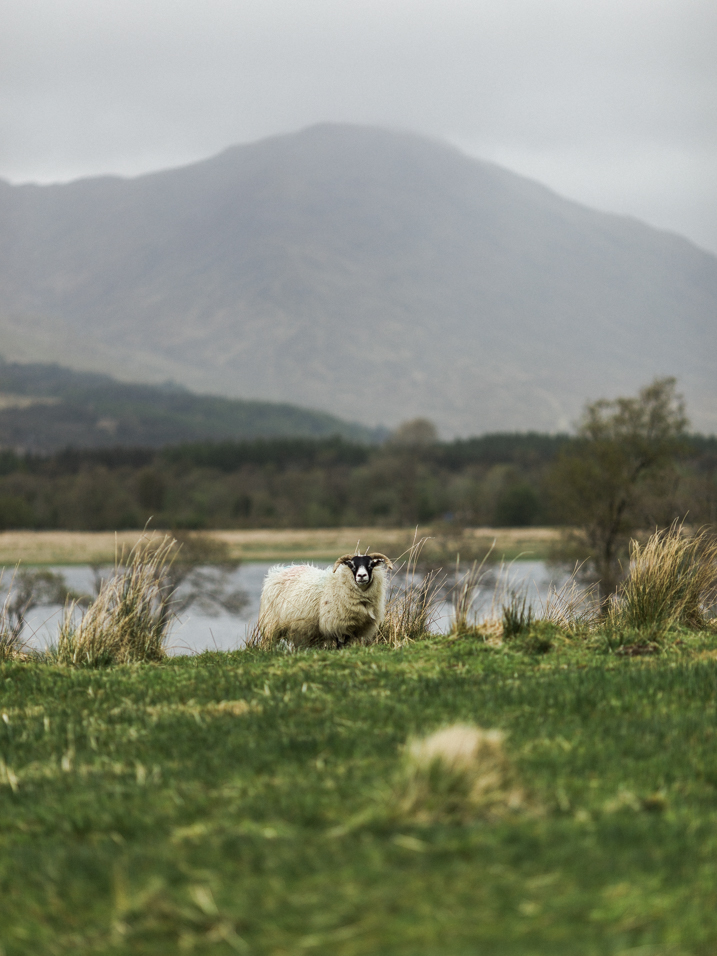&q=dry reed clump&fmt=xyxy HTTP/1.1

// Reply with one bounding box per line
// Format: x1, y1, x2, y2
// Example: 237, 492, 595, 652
537, 563, 600, 638
608, 524, 717, 637
396, 724, 526, 824
446, 555, 601, 648
450, 548, 495, 634
460, 560, 535, 643
0, 572, 25, 663
0, 587, 24, 662
373, 536, 445, 646
57, 535, 177, 667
